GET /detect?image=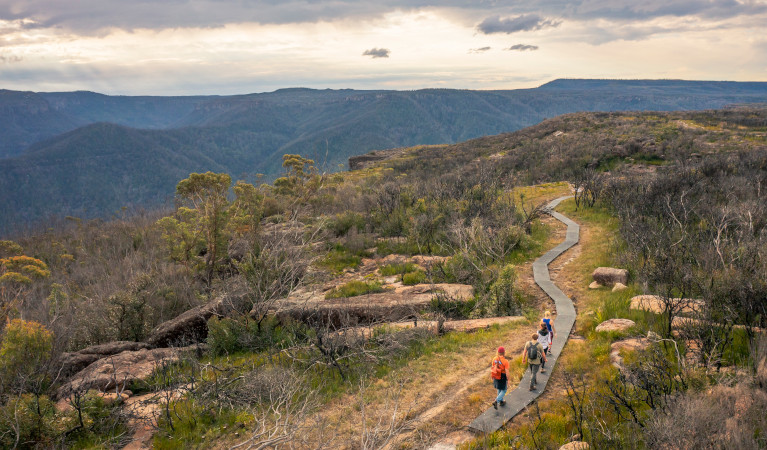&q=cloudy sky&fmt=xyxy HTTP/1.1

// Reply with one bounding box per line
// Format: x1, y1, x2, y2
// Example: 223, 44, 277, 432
1, 0, 766, 95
